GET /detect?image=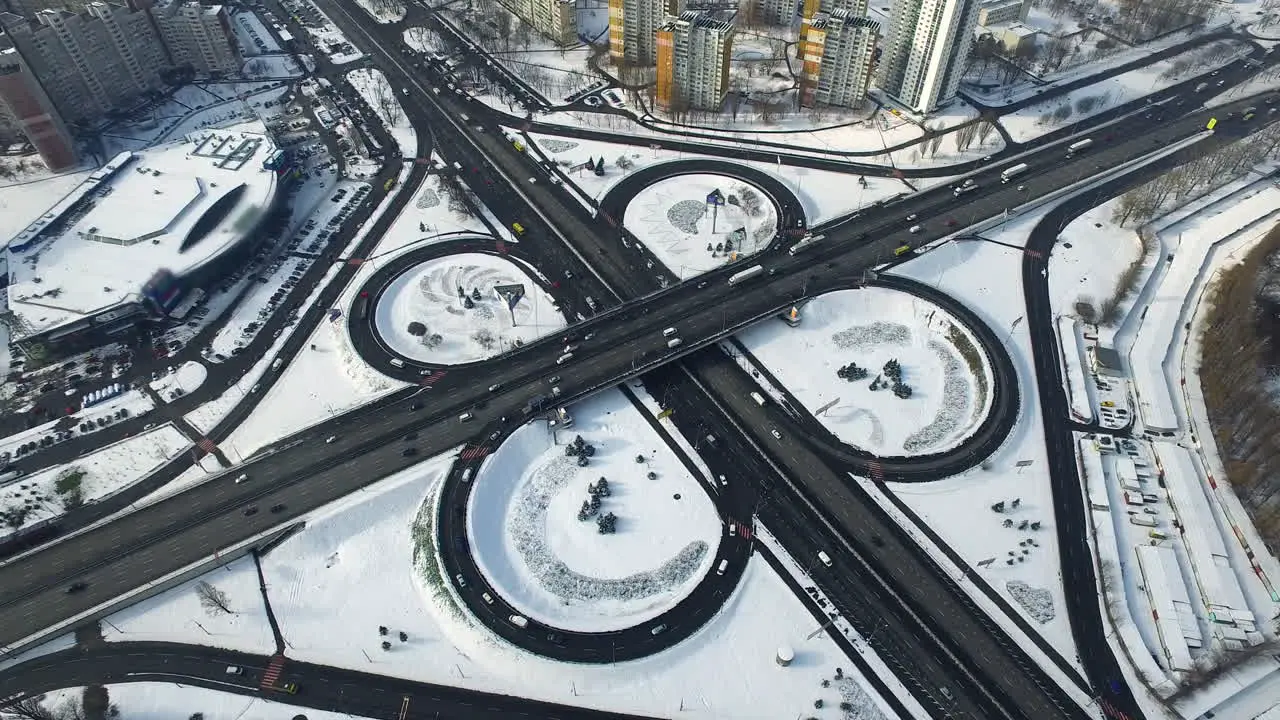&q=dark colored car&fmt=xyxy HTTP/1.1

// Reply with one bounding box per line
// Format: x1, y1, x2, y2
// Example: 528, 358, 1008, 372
244, 507, 259, 516
66, 581, 88, 594
270, 504, 286, 513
